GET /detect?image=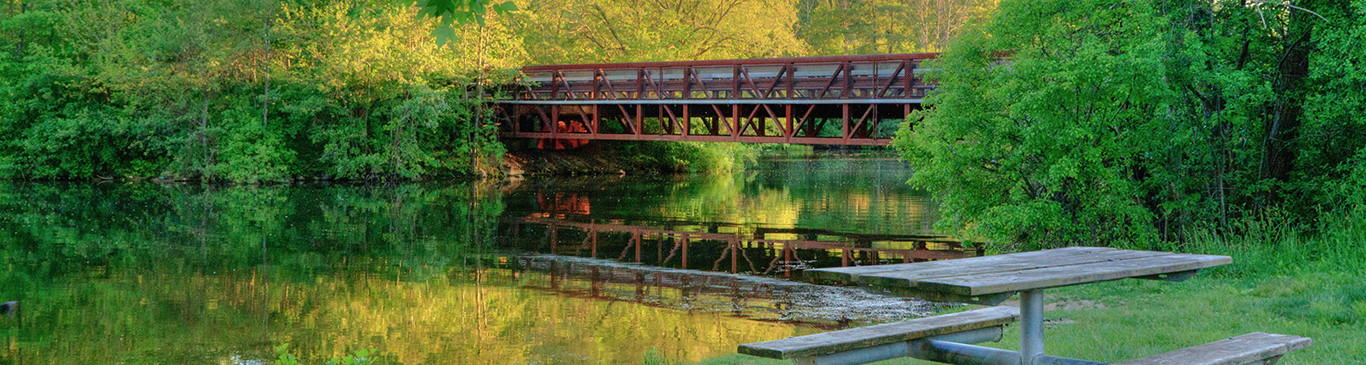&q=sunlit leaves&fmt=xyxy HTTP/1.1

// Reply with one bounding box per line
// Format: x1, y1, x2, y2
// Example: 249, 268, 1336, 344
895, 0, 1170, 248
895, 0, 1366, 248
513, 0, 804, 64
410, 0, 518, 45
798, 0, 996, 54
0, 0, 524, 182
